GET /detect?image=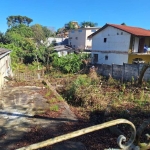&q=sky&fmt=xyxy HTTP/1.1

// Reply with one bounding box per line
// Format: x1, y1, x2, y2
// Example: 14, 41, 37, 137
0, 0, 150, 32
